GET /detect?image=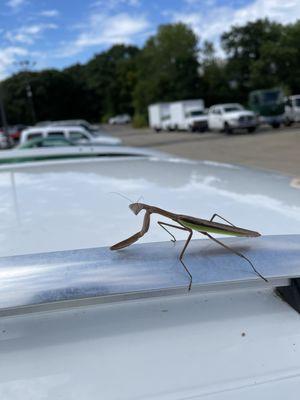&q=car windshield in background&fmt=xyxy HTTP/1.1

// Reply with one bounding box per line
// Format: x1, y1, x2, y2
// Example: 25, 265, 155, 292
223, 106, 243, 112
262, 91, 280, 103
295, 98, 300, 107
189, 110, 204, 116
